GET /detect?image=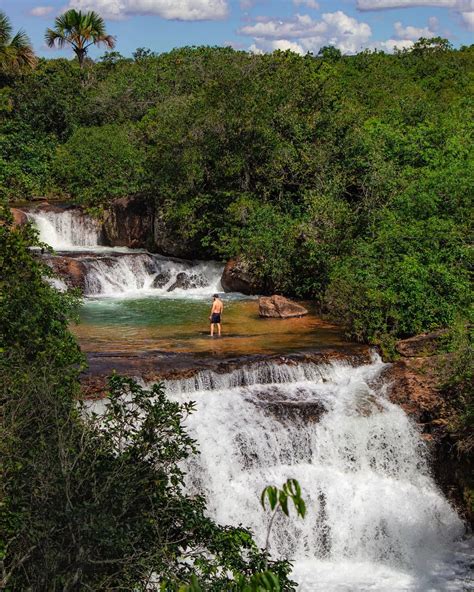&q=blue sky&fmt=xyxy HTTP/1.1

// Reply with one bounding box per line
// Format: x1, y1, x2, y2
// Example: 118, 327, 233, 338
1, 0, 473, 59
